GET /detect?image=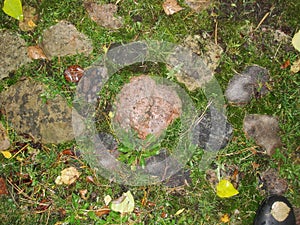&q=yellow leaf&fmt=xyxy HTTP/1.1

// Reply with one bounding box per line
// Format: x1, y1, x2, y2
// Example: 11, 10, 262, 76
220, 213, 230, 223
292, 30, 300, 52
111, 191, 135, 214
174, 208, 185, 216
216, 179, 239, 198
2, 0, 23, 21
1, 150, 12, 159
